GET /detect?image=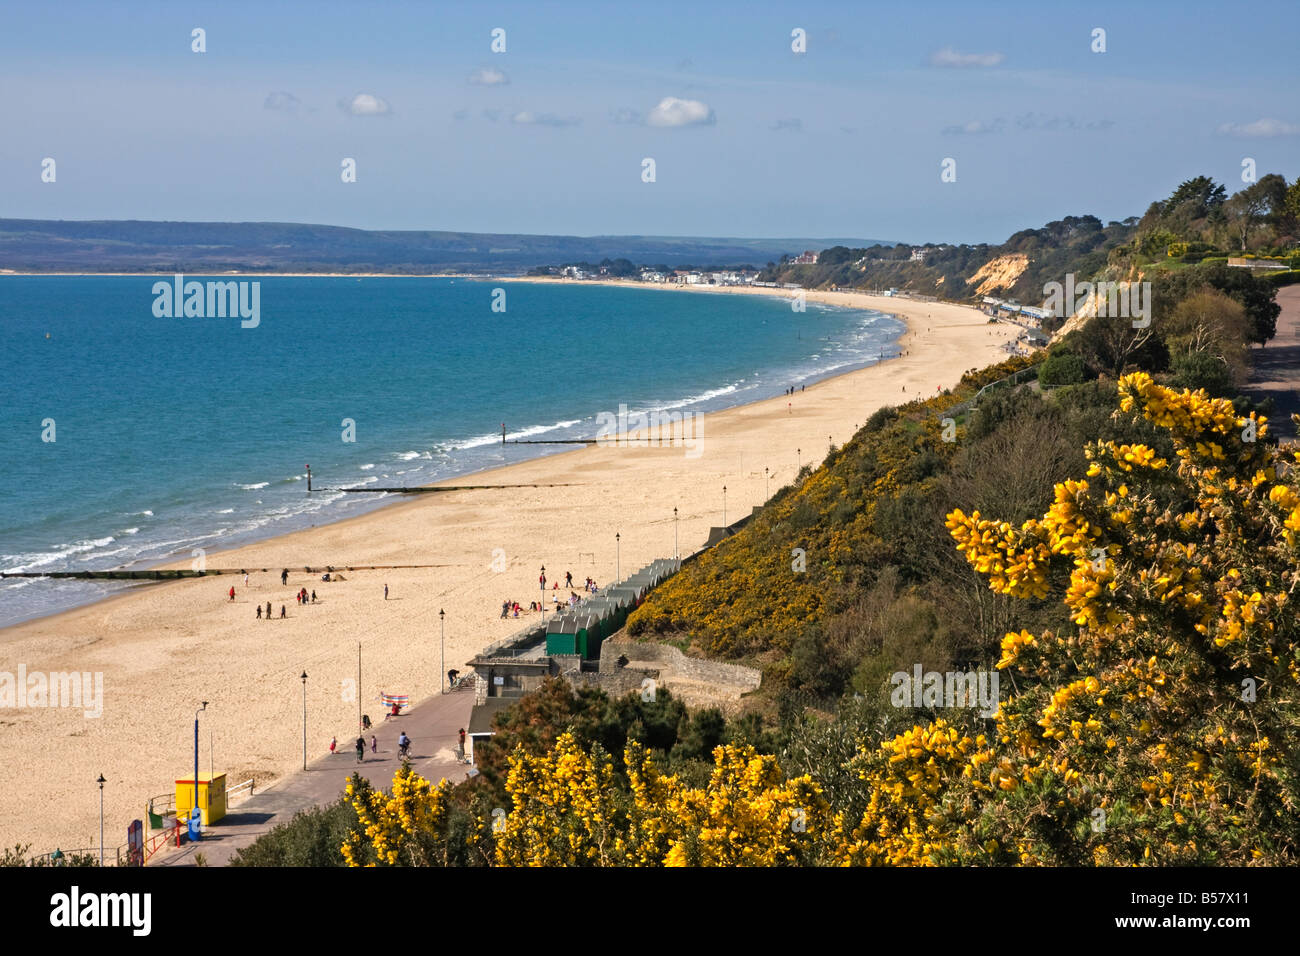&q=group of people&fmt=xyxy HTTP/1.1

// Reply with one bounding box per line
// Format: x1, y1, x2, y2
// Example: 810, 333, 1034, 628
501, 585, 592, 618
255, 600, 286, 620
234, 570, 327, 620
784, 385, 804, 395
329, 731, 410, 763
326, 727, 468, 763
